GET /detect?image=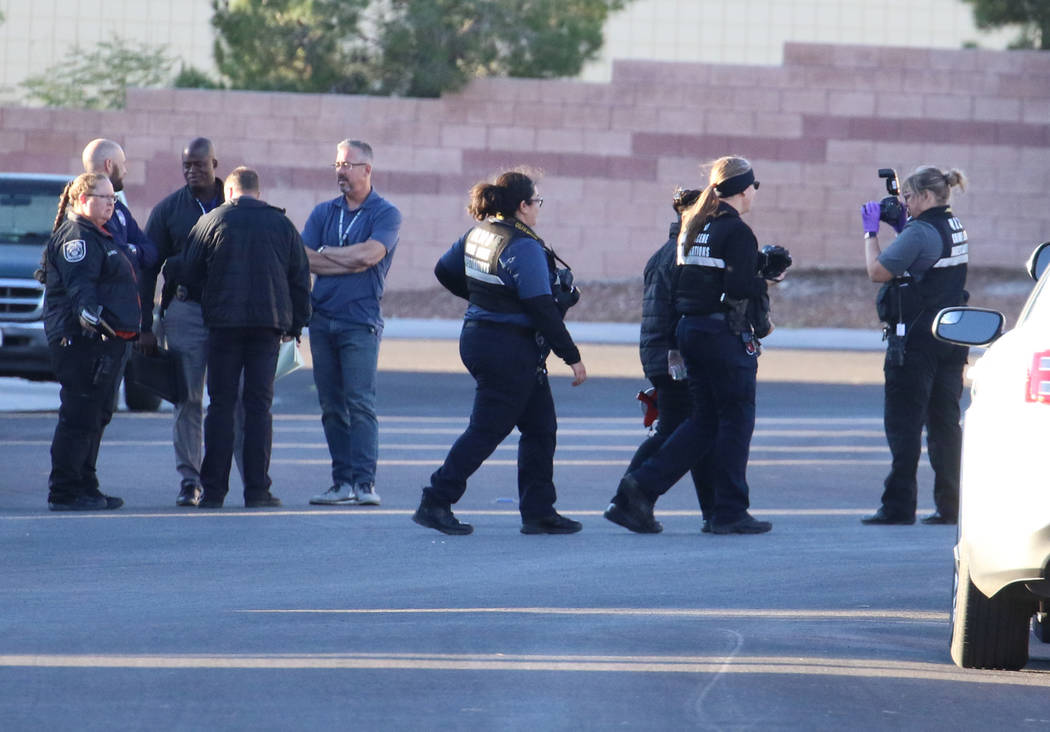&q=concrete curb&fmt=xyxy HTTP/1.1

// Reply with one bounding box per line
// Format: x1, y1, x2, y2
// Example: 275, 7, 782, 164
383, 318, 885, 352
